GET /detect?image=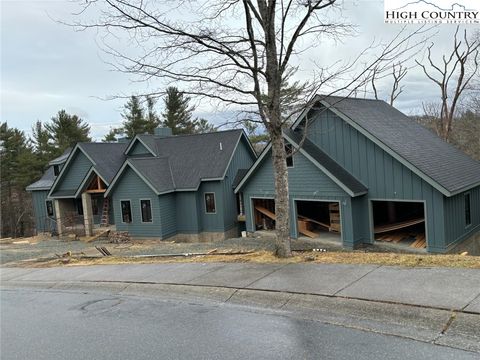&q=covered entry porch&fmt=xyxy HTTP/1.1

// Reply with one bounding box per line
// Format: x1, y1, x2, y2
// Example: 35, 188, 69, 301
53, 173, 113, 237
